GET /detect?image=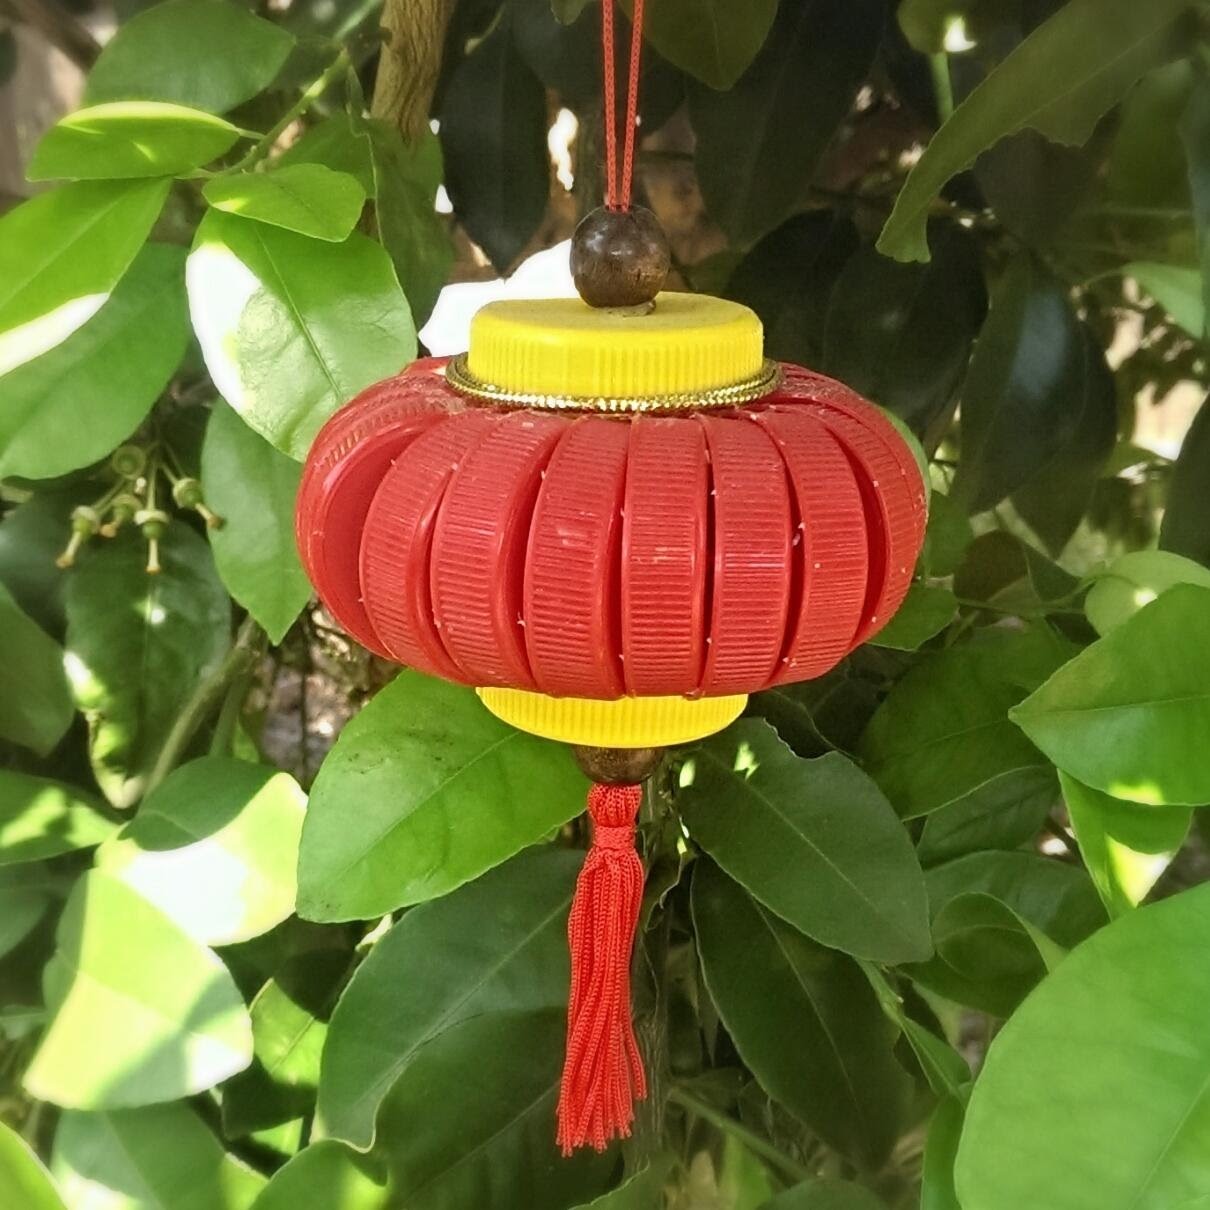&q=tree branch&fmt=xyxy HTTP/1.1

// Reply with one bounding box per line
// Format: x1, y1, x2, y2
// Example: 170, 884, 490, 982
6, 0, 100, 70
371, 0, 455, 144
